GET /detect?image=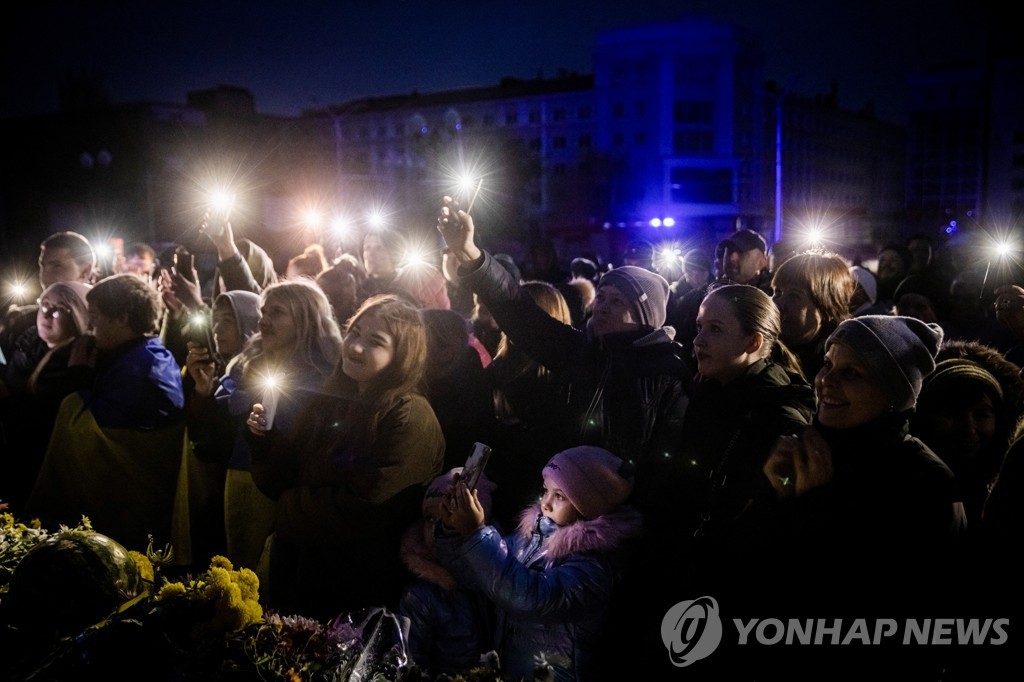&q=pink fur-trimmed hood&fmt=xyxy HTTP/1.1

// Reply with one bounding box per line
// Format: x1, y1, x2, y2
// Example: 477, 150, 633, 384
515, 504, 644, 567
400, 519, 458, 591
